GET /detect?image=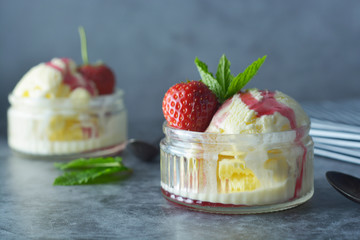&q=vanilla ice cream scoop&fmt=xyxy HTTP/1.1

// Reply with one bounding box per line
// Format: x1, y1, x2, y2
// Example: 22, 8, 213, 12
206, 89, 310, 134
13, 59, 67, 98
13, 58, 97, 99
